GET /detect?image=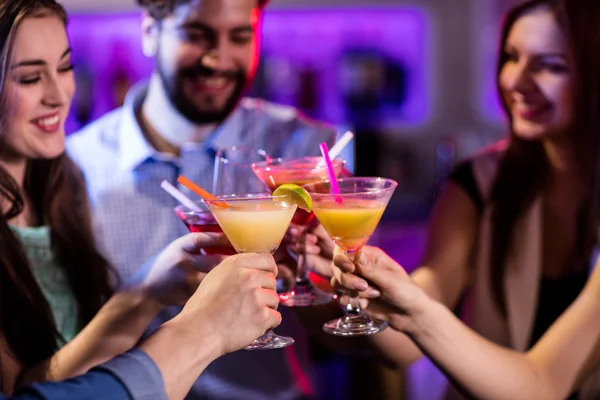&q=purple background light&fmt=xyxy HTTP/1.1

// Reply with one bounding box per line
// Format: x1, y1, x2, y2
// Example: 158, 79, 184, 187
65, 8, 431, 132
